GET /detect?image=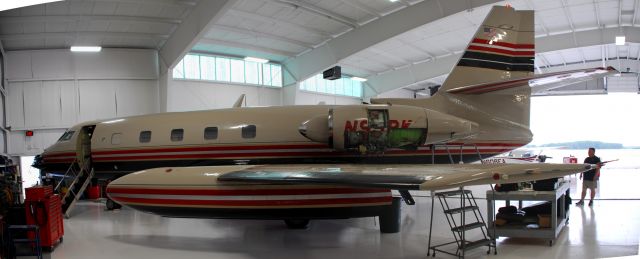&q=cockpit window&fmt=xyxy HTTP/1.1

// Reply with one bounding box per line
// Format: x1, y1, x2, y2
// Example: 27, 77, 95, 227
58, 131, 75, 141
